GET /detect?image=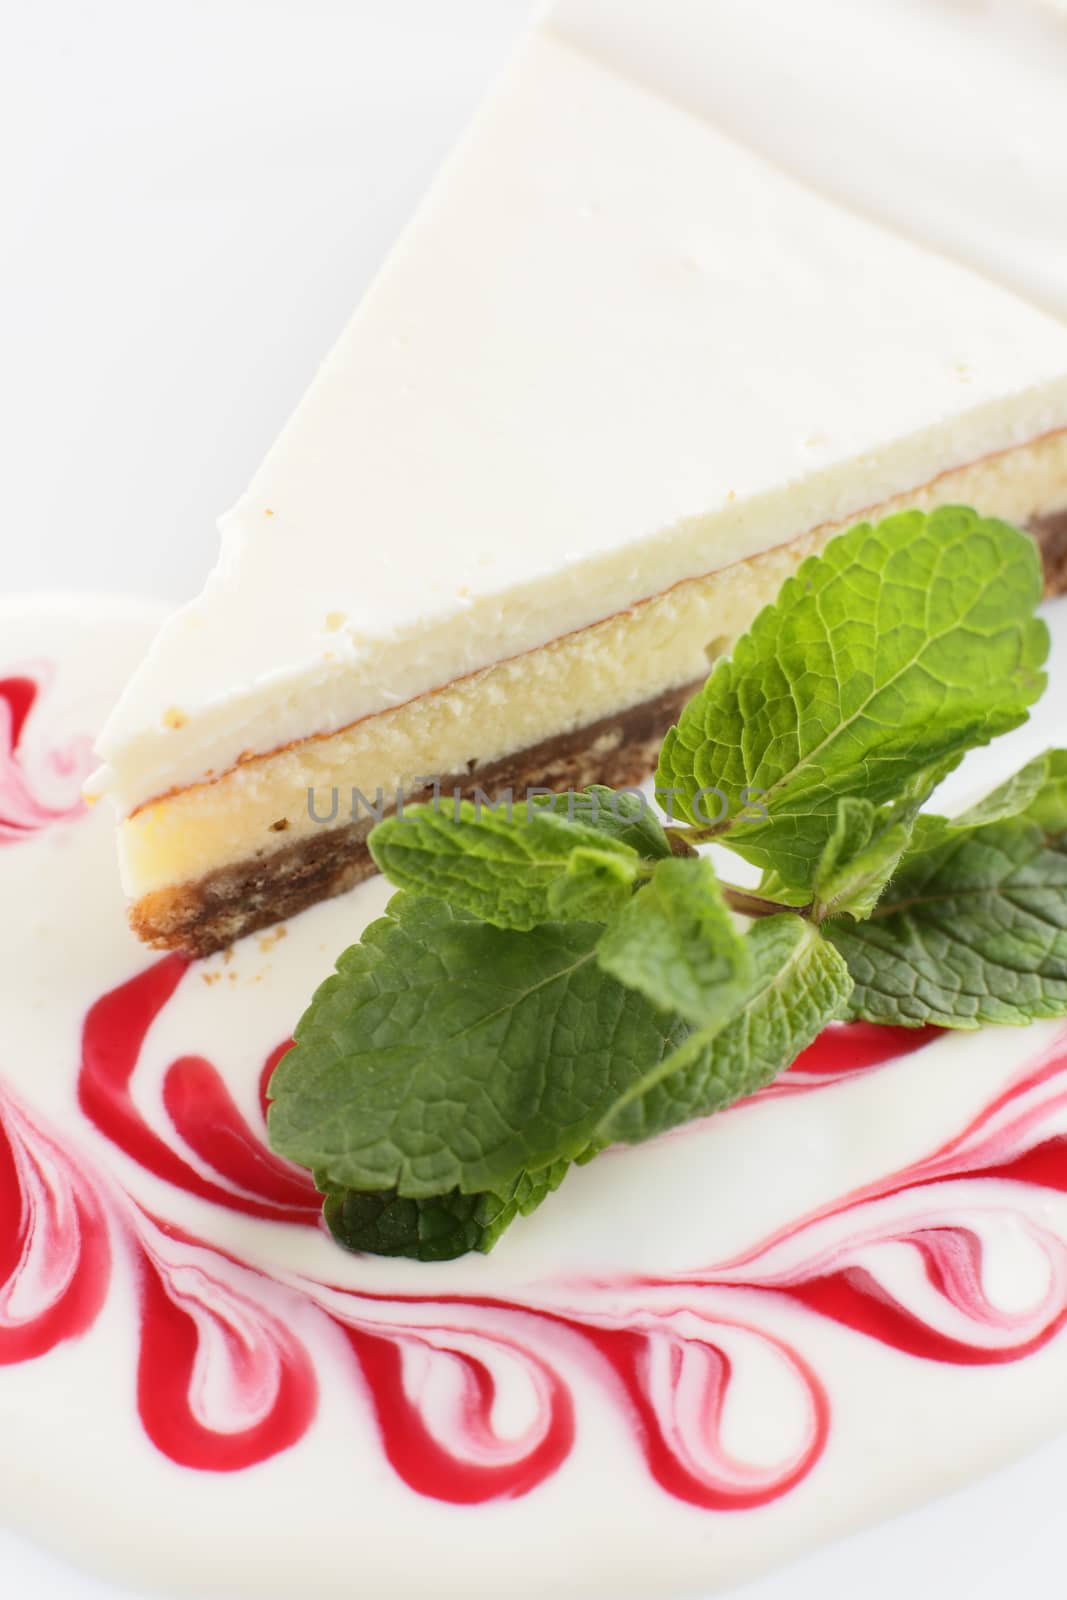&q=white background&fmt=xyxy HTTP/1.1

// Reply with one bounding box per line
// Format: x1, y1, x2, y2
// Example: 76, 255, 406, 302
2, 0, 531, 600
4, 2, 1067, 1597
